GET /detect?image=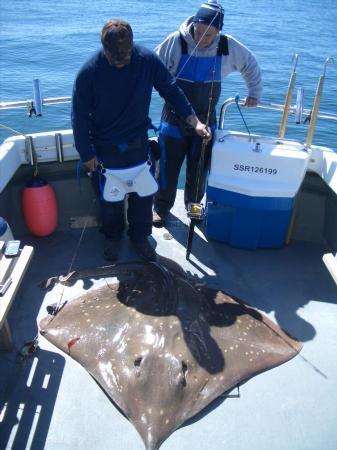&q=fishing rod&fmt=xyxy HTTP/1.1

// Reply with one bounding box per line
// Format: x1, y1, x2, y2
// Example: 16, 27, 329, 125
295, 86, 304, 124
185, 138, 209, 259
306, 57, 334, 147
278, 54, 299, 138
185, 56, 217, 260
